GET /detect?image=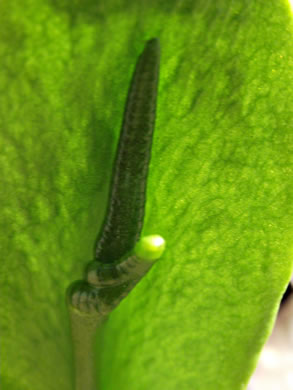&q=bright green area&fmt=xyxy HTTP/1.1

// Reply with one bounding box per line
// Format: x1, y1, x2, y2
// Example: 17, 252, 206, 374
134, 235, 166, 261
1, 1, 293, 389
